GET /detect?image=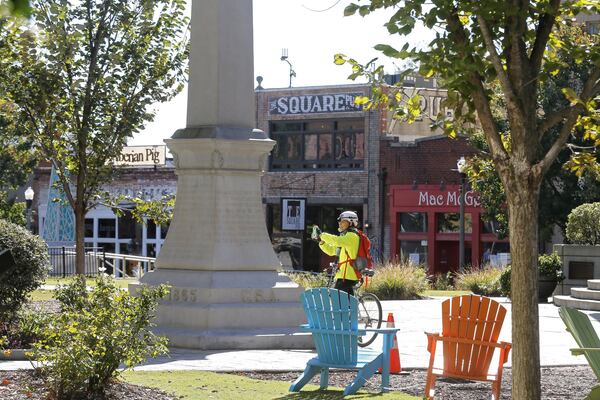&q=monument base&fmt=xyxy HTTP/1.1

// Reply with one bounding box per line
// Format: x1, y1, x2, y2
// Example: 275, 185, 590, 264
130, 269, 314, 350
